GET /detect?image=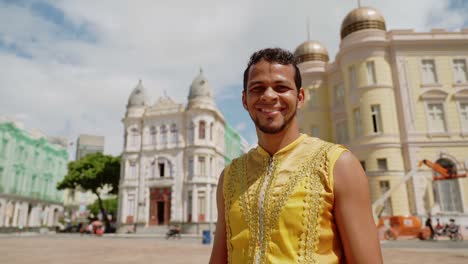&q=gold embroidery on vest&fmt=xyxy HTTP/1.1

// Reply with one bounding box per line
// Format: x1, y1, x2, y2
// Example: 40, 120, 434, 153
298, 142, 334, 263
